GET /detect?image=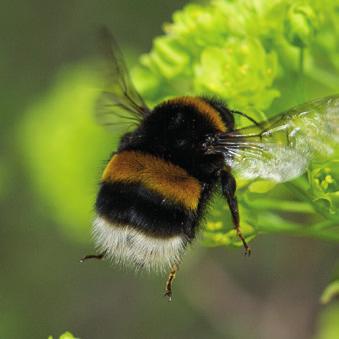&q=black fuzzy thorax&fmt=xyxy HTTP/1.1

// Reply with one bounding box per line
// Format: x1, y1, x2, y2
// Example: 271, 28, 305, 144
96, 97, 234, 240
